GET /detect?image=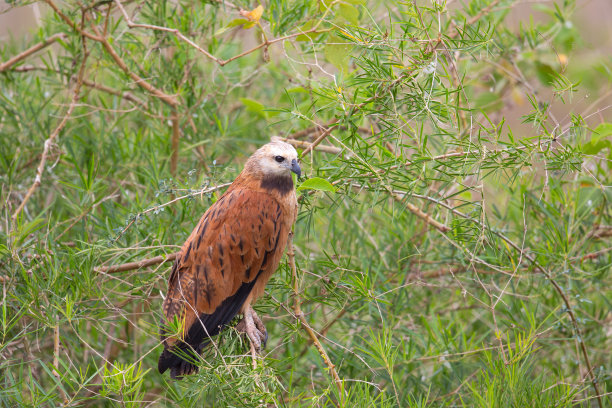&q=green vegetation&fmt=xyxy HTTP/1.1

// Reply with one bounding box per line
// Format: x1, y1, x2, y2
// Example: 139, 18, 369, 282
1, 0, 610, 406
